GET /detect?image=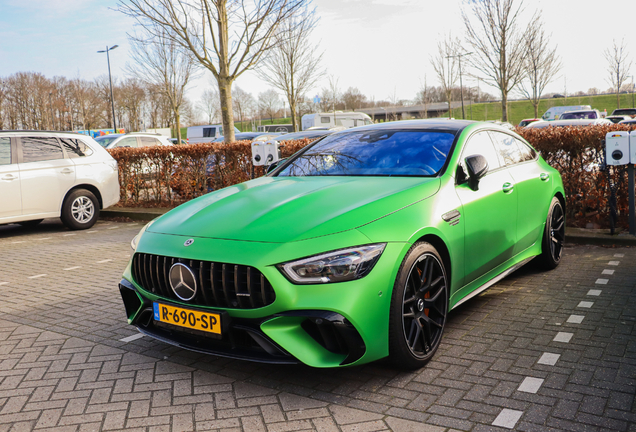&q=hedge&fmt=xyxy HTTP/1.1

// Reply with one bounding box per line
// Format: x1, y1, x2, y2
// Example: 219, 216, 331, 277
107, 126, 636, 229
